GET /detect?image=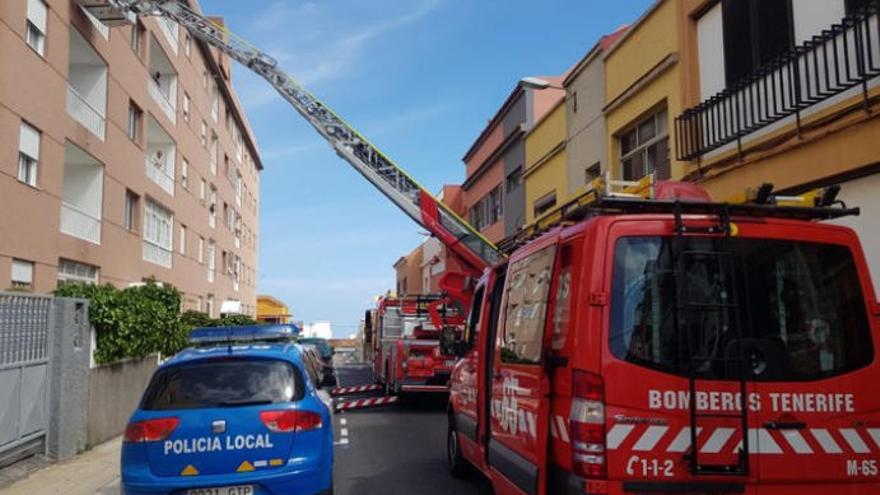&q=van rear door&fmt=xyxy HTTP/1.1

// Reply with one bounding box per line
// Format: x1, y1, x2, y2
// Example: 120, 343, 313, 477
734, 236, 880, 491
